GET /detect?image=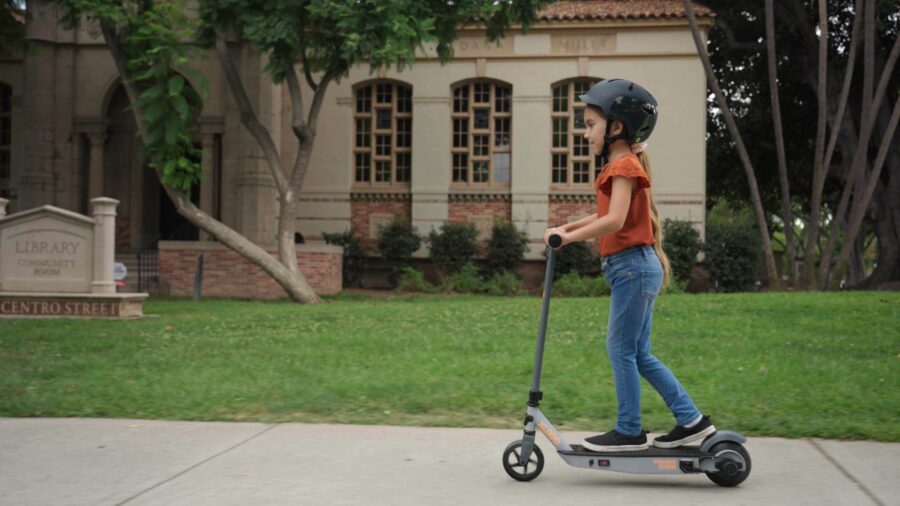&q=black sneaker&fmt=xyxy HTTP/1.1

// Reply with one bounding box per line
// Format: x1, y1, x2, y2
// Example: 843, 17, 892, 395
582, 430, 649, 452
653, 416, 717, 448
